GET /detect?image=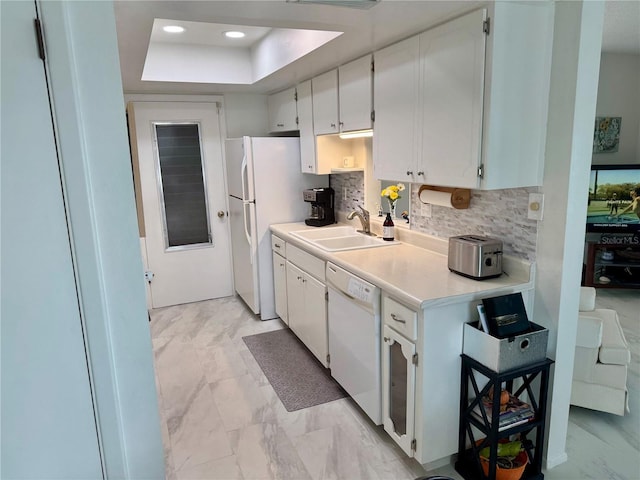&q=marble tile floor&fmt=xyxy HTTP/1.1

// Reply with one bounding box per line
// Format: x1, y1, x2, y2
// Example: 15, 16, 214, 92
150, 289, 639, 480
